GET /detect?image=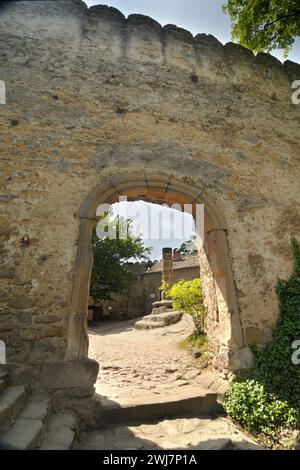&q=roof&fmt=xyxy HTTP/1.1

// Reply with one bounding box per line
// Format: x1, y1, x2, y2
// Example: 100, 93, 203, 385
146, 256, 199, 274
